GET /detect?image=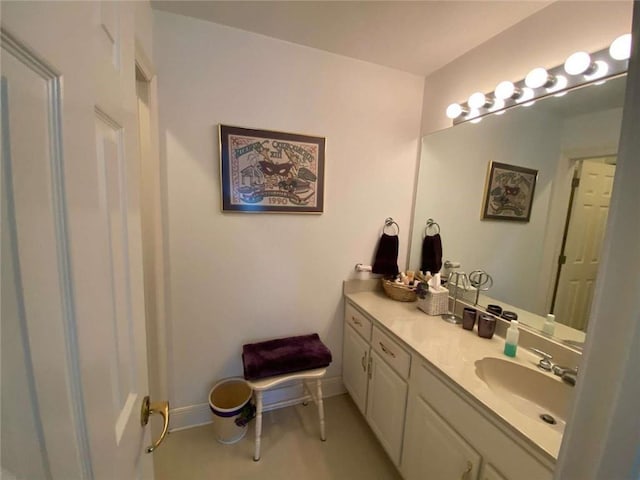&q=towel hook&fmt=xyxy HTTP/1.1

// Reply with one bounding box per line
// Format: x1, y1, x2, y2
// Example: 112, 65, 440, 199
383, 217, 400, 235
425, 218, 440, 236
